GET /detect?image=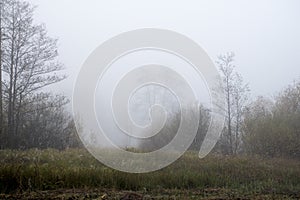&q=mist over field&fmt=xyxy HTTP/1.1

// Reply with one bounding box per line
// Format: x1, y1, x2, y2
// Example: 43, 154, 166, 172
0, 0, 300, 199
